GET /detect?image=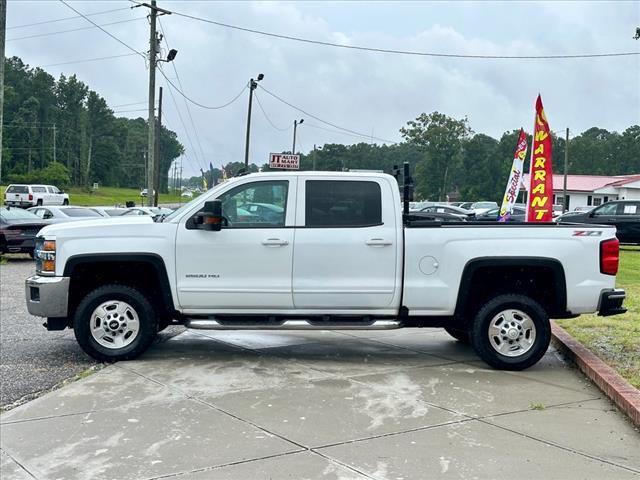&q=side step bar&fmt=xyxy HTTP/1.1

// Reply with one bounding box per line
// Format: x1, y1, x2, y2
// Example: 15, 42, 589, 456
185, 319, 402, 330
